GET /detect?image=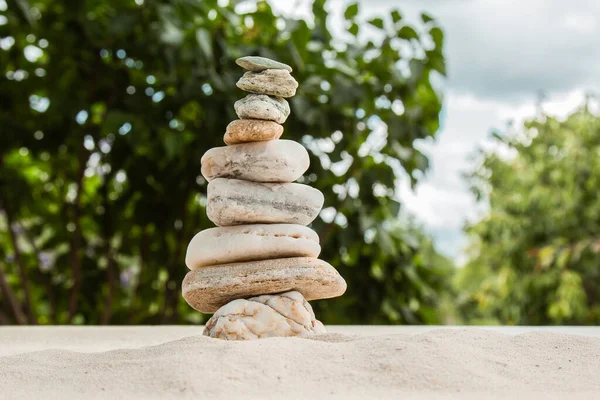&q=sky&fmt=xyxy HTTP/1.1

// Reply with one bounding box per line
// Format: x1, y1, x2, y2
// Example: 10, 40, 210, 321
269, 0, 600, 263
